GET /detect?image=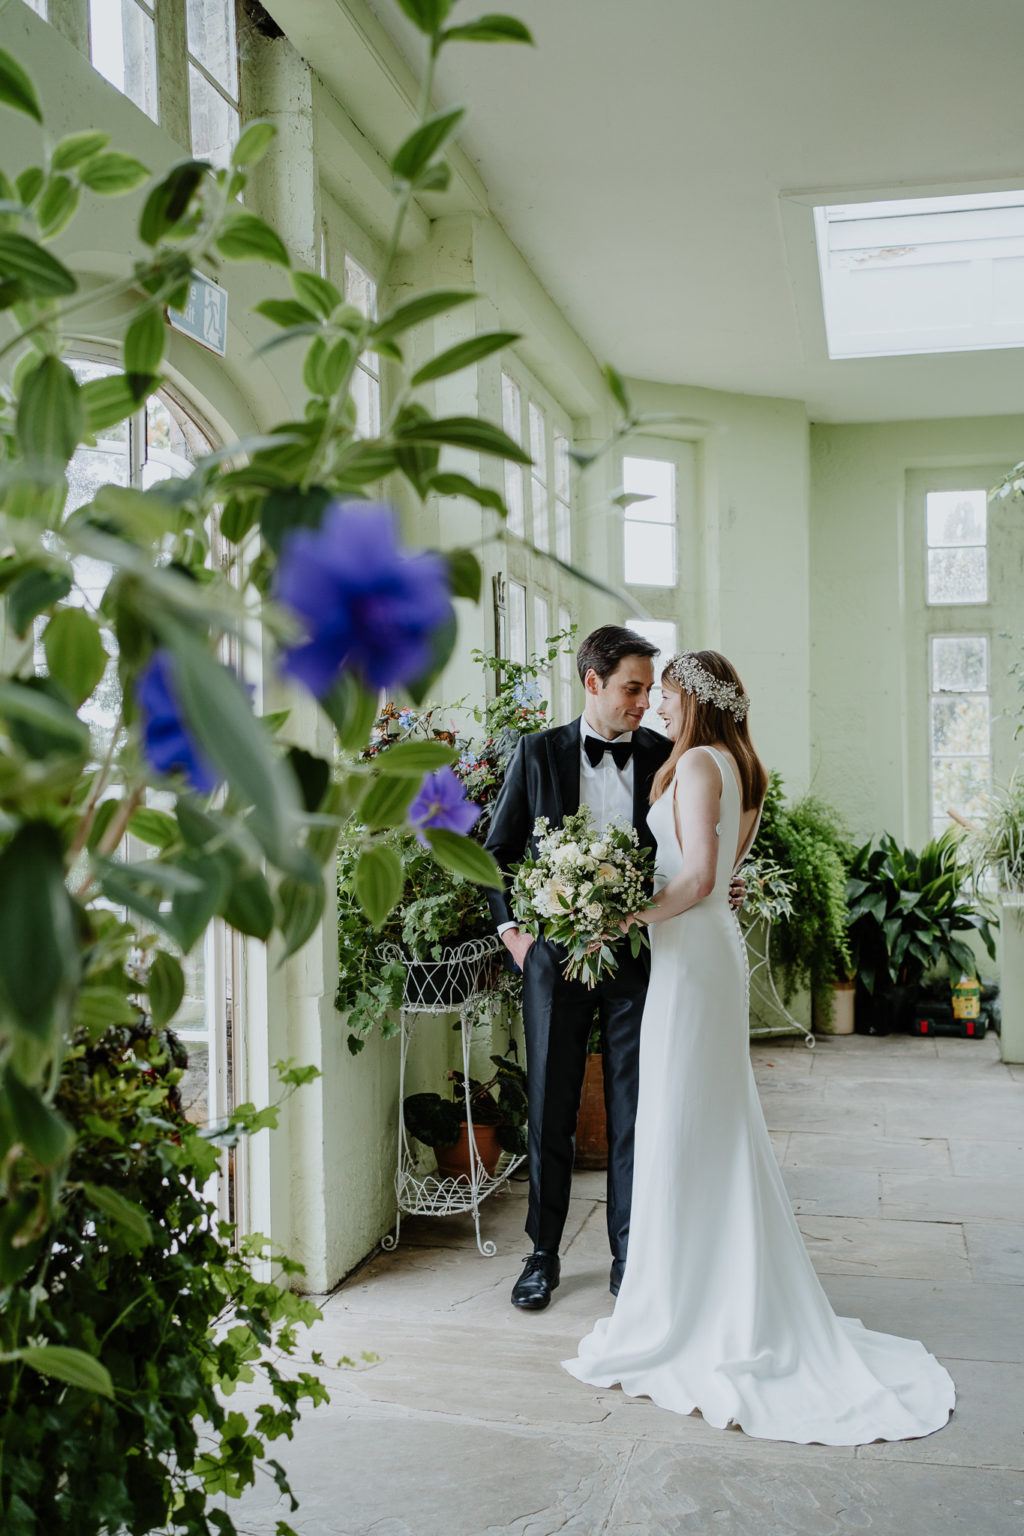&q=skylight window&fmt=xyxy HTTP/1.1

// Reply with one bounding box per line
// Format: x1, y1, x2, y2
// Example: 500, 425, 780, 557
814, 191, 1024, 359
